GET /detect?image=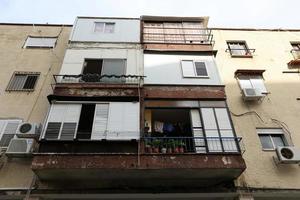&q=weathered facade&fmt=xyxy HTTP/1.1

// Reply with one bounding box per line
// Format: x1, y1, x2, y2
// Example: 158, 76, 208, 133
213, 28, 300, 199
1, 15, 300, 200
0, 23, 71, 194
